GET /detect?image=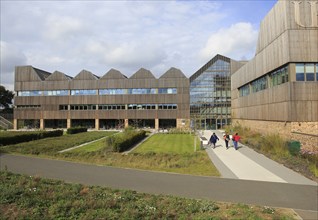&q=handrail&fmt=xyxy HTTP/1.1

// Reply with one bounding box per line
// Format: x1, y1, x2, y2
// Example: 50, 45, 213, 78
0, 116, 13, 129
0, 116, 13, 125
